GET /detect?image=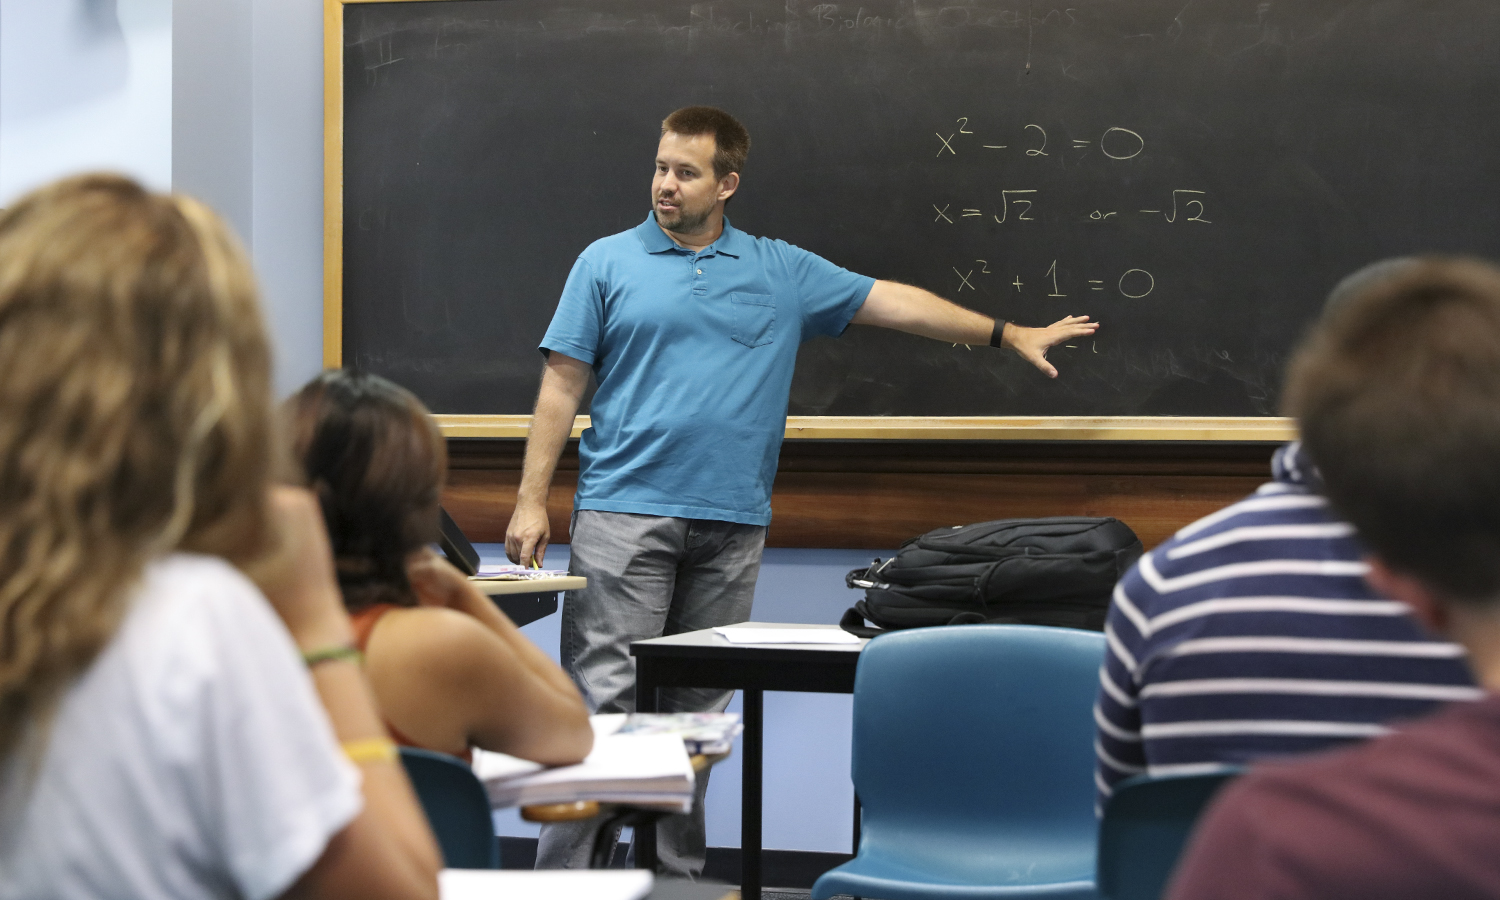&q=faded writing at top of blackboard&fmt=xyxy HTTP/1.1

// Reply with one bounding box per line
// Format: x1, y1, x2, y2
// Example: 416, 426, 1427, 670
338, 0, 1500, 419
